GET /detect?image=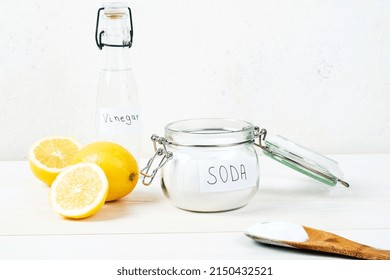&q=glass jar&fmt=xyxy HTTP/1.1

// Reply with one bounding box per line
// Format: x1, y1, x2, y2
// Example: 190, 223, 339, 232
143, 119, 260, 212
141, 118, 349, 213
